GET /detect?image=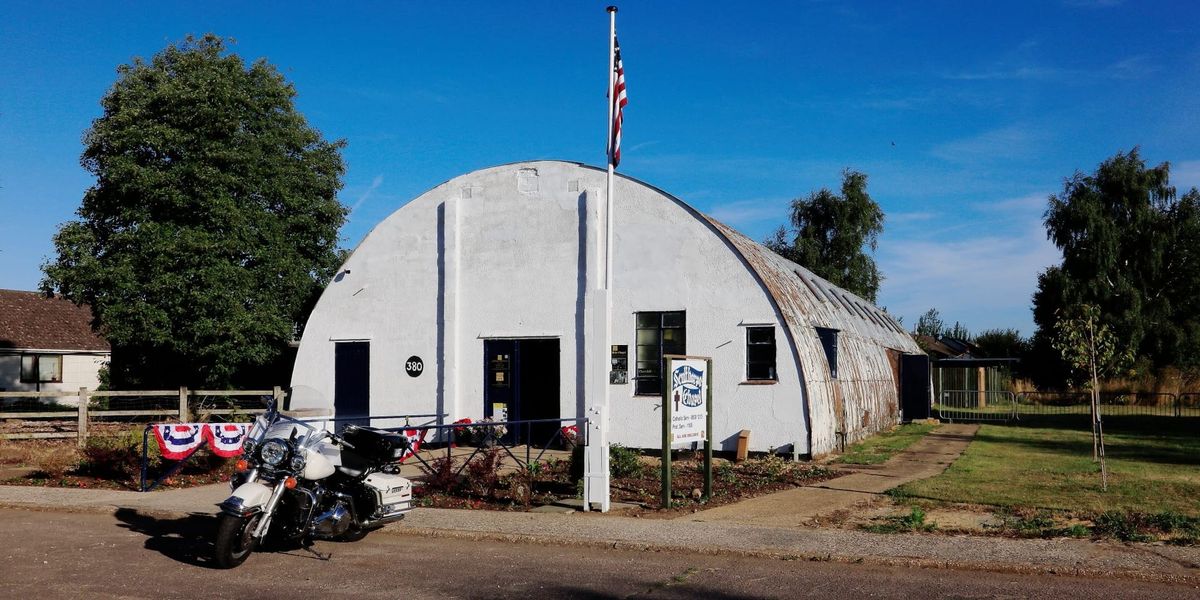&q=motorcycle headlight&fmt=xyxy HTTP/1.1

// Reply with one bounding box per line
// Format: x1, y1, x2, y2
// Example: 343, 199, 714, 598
289, 454, 306, 472
260, 440, 288, 467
